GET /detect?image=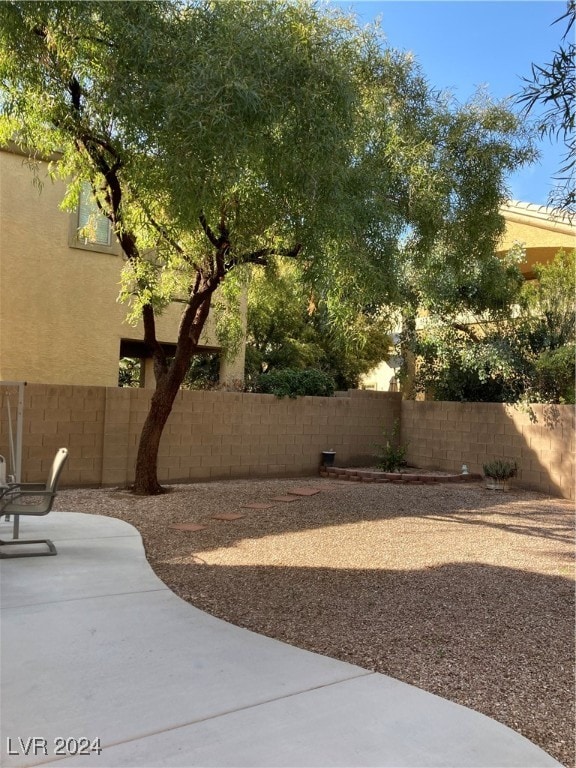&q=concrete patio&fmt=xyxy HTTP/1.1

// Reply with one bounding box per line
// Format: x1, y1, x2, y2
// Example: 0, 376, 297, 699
0, 511, 562, 767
